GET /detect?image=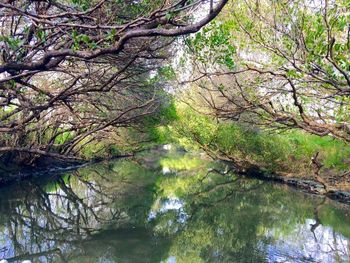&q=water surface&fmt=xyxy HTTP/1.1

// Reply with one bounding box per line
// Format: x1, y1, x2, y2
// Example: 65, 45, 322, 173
0, 146, 349, 262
